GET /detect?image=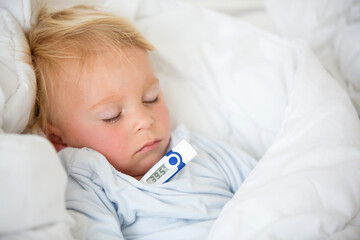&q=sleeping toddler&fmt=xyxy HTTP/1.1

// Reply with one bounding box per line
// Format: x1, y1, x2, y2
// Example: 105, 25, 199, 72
26, 5, 257, 240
